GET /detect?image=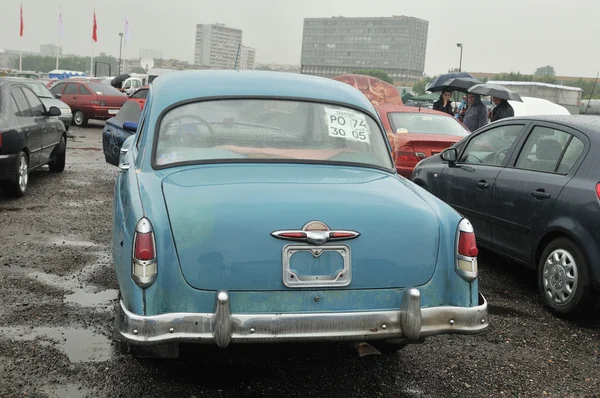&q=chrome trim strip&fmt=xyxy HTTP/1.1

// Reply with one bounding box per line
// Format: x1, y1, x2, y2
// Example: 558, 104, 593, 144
116, 290, 488, 348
